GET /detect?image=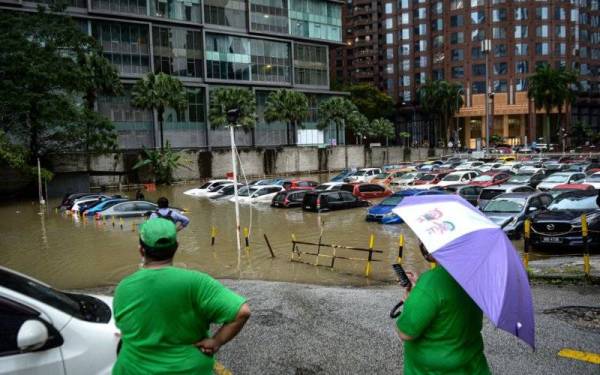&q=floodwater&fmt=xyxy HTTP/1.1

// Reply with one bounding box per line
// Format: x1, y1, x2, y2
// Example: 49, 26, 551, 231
0, 176, 530, 290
